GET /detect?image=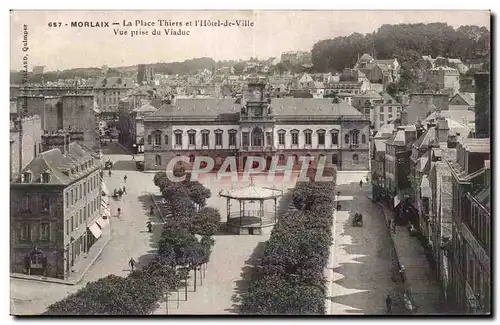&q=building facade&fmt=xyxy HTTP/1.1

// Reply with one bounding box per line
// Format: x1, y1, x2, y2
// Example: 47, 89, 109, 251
446, 138, 490, 314
10, 115, 44, 181
94, 76, 135, 119
474, 73, 490, 139
10, 142, 105, 280
143, 81, 370, 172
